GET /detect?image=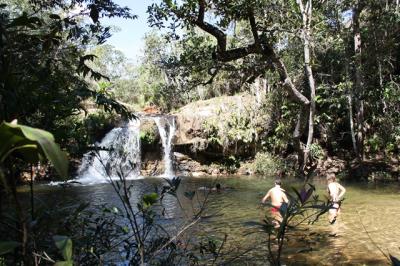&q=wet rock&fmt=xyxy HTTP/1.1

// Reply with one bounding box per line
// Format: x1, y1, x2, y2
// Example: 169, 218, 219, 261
174, 152, 190, 162
192, 171, 209, 177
